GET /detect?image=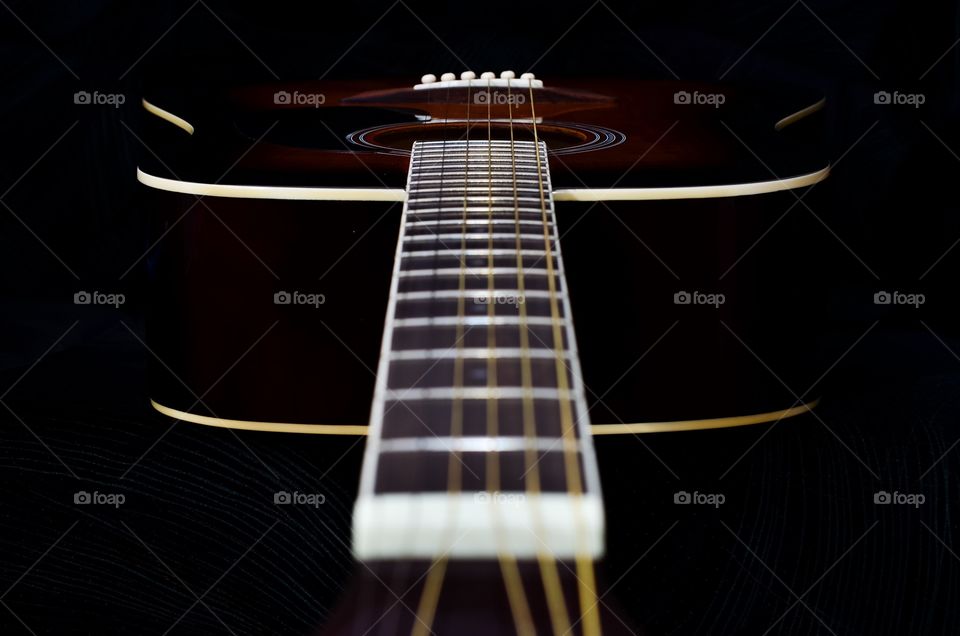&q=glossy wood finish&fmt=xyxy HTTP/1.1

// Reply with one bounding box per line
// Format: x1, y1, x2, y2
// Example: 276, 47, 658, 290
140, 79, 831, 431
